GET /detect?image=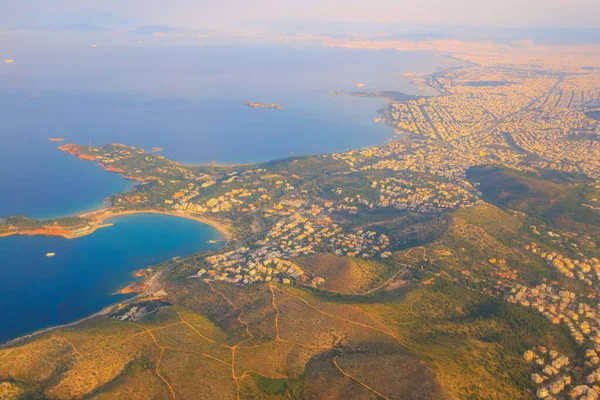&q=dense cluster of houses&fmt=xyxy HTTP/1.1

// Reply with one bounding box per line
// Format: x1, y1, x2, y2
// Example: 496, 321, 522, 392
507, 283, 595, 345
372, 176, 478, 213
505, 281, 600, 398
198, 247, 310, 286
172, 187, 263, 214
526, 243, 600, 286
524, 346, 573, 398
329, 66, 600, 186
382, 69, 554, 142
525, 344, 600, 399
195, 206, 392, 286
